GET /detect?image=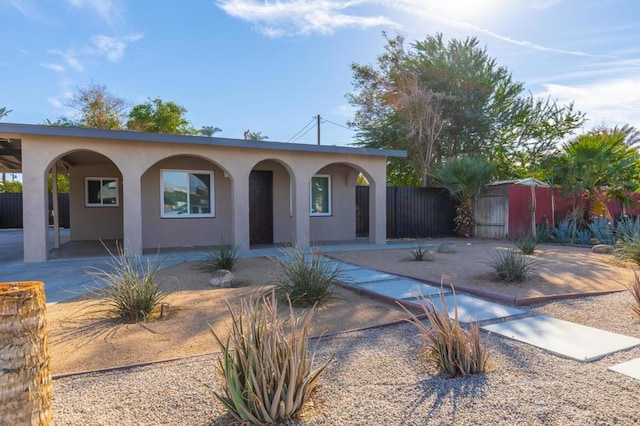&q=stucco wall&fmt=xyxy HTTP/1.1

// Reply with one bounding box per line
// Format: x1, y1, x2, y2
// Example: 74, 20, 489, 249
141, 156, 232, 249
309, 164, 357, 242
69, 164, 123, 241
